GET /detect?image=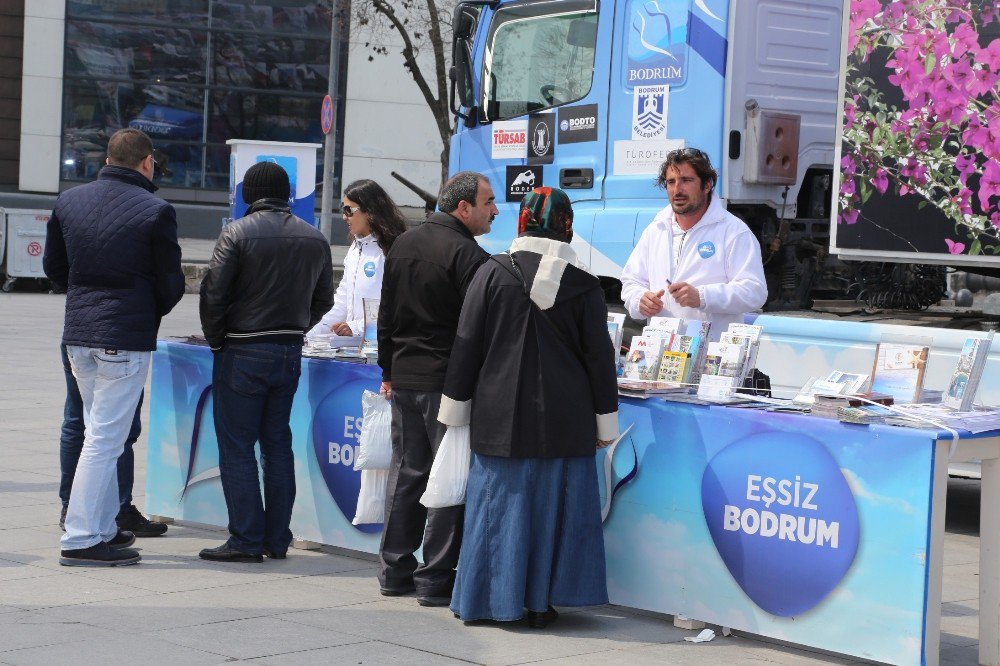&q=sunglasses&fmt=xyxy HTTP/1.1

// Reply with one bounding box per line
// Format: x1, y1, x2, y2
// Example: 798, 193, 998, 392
668, 147, 710, 161
148, 152, 172, 178
341, 204, 361, 217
